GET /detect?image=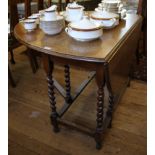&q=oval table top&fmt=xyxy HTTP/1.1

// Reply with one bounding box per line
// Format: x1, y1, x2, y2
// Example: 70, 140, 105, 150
14, 14, 142, 63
